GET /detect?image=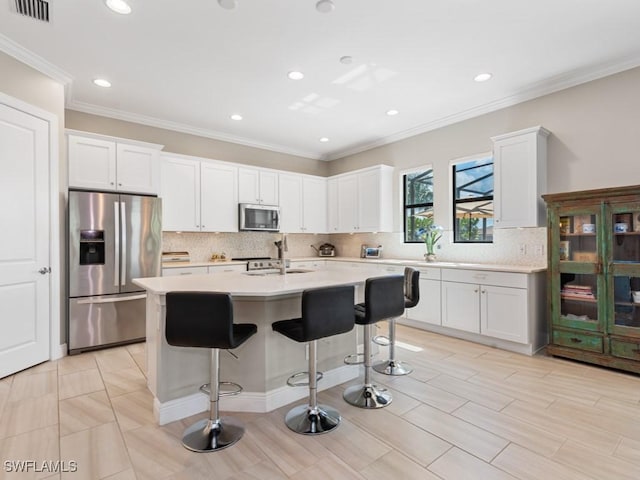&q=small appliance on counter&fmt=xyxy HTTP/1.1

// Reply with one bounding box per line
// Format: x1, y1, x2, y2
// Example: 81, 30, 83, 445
361, 244, 383, 258
162, 251, 190, 263
311, 243, 336, 257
